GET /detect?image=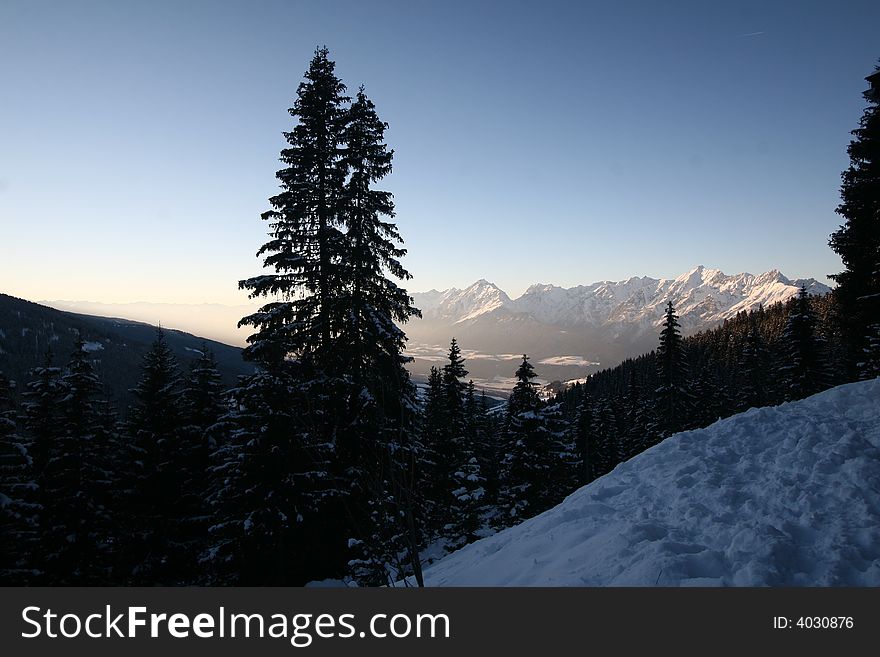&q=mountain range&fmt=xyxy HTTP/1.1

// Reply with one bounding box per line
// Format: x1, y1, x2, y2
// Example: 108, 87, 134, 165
406, 266, 831, 390
0, 294, 253, 406
31, 266, 831, 396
